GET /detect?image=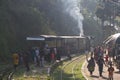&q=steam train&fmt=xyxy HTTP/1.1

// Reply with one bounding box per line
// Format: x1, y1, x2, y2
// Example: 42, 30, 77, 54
26, 35, 91, 55
104, 33, 120, 71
